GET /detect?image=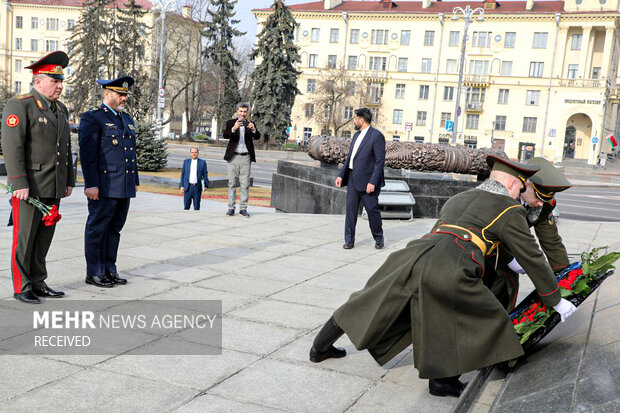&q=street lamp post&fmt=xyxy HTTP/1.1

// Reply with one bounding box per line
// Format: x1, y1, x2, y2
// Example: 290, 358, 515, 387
155, 0, 173, 140
451, 5, 484, 145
